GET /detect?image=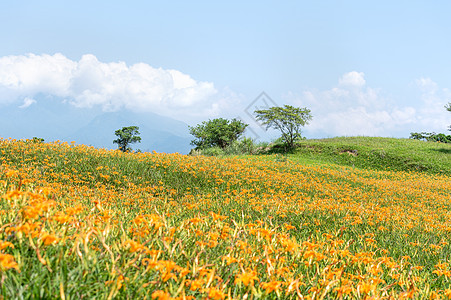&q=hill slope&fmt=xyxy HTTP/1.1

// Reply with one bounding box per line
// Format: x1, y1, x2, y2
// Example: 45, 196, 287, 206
0, 139, 450, 298
288, 136, 451, 175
